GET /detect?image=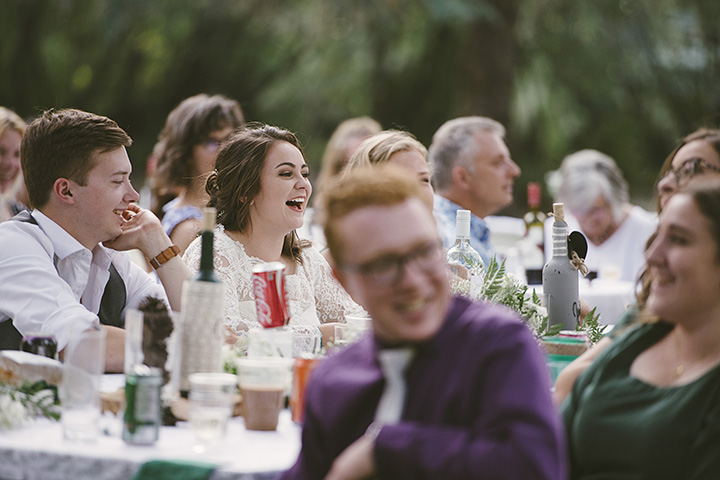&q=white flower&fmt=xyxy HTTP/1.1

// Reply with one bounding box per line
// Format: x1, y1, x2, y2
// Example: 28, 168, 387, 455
0, 393, 28, 430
